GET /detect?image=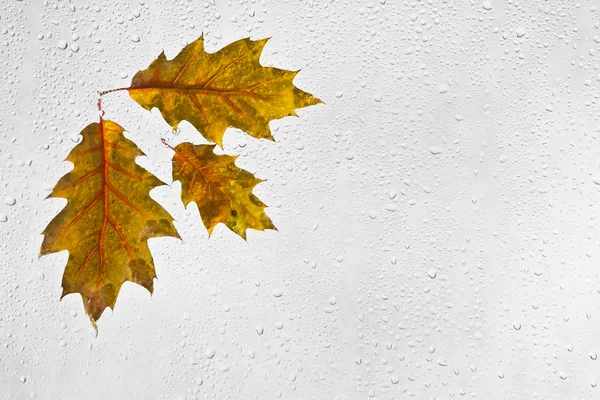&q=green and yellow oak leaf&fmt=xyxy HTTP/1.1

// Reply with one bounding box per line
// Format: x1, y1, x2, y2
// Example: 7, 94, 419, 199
170, 142, 275, 239
128, 36, 322, 146
40, 120, 180, 326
